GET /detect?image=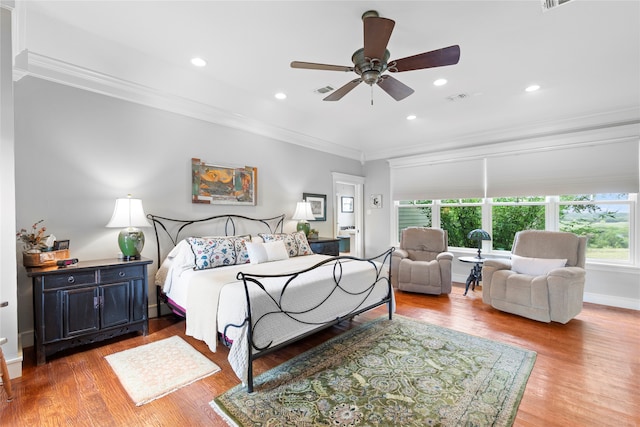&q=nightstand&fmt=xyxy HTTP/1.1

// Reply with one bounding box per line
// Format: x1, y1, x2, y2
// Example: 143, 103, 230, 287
27, 257, 152, 365
308, 237, 340, 256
